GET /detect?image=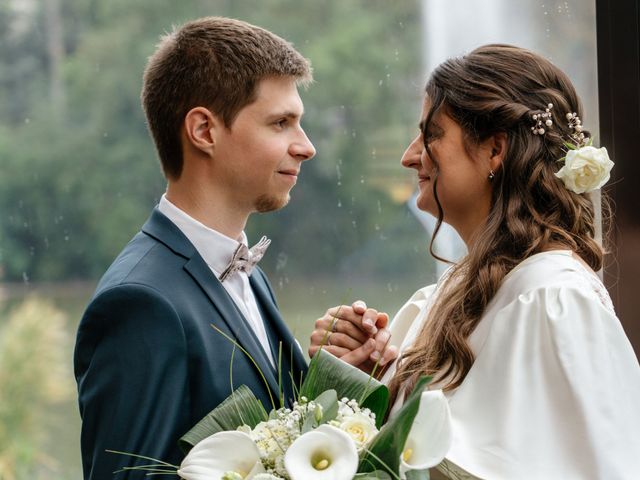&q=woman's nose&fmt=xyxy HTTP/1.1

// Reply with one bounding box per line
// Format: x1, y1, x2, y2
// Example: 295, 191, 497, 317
401, 136, 422, 169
